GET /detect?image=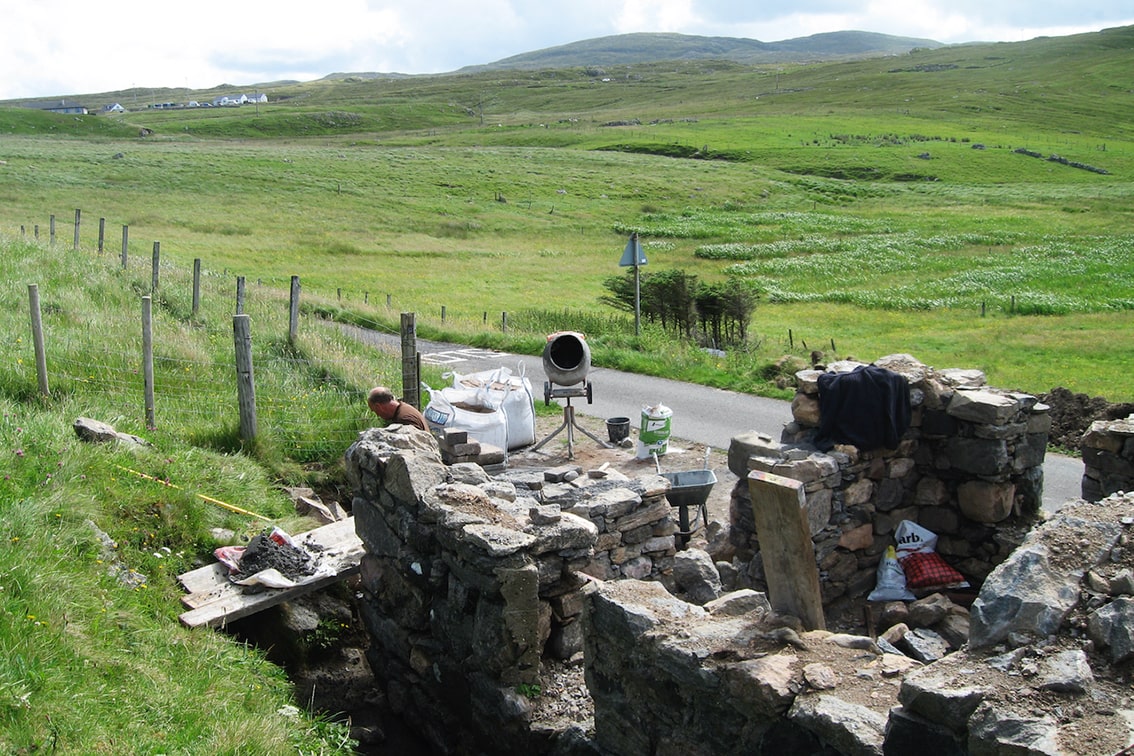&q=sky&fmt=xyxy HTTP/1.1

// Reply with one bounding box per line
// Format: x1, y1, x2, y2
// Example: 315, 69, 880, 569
2, 0, 1132, 102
